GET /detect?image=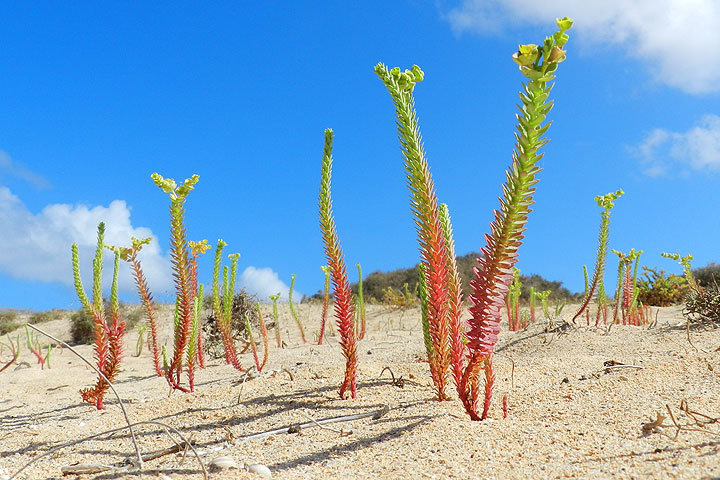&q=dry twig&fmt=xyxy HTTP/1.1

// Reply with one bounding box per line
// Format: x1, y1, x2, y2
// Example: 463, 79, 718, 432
380, 367, 405, 388
234, 404, 390, 443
